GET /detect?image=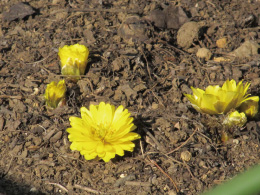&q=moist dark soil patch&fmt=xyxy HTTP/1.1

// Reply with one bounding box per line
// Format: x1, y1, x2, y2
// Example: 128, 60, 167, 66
1, 0, 260, 194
